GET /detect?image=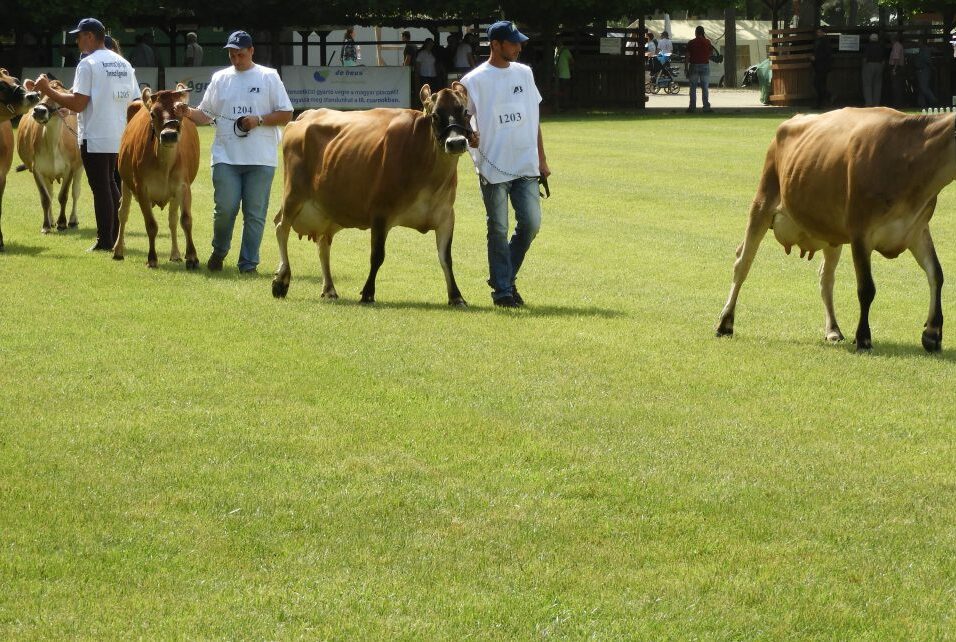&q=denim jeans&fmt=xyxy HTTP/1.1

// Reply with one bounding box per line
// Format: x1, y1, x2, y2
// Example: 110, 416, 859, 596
688, 63, 710, 109
211, 163, 276, 271
479, 176, 541, 301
